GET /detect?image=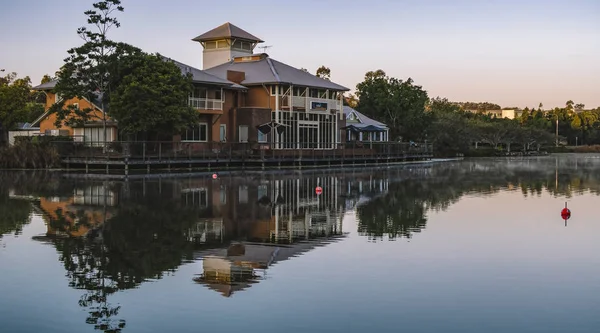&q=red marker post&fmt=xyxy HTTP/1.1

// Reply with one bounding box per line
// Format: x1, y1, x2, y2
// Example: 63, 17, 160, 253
315, 186, 323, 195
561, 202, 571, 227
